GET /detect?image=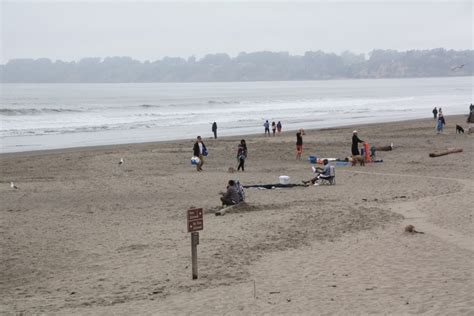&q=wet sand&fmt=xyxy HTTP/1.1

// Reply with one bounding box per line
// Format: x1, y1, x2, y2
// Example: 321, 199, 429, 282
1, 115, 473, 314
